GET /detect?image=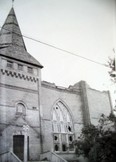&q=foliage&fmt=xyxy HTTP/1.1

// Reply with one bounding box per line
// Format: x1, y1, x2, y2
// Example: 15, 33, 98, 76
74, 114, 116, 162
108, 57, 116, 82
